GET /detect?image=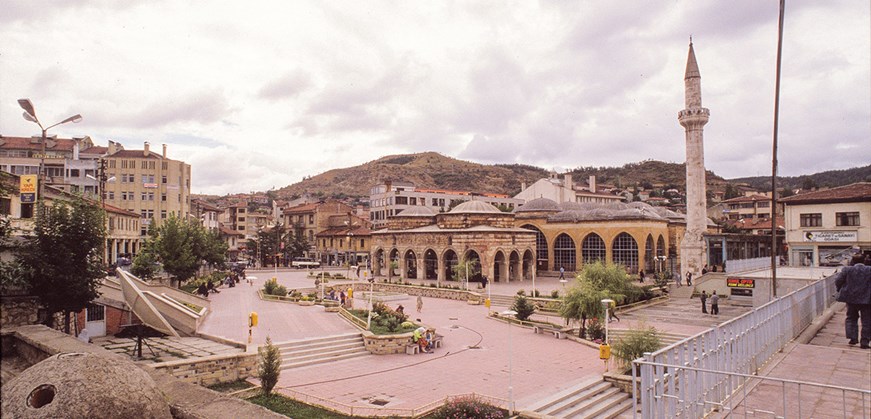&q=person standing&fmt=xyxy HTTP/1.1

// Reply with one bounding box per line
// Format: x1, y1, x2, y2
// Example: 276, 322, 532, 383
416, 295, 423, 313
710, 290, 719, 315
835, 255, 871, 349
639, 269, 646, 283
686, 271, 693, 286
700, 290, 708, 314
559, 266, 565, 280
